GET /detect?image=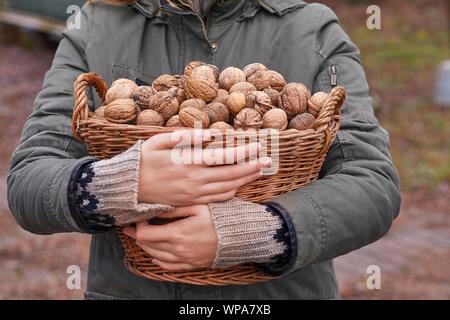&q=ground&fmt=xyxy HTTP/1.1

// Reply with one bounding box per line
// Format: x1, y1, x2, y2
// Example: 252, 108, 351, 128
0, 0, 448, 299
